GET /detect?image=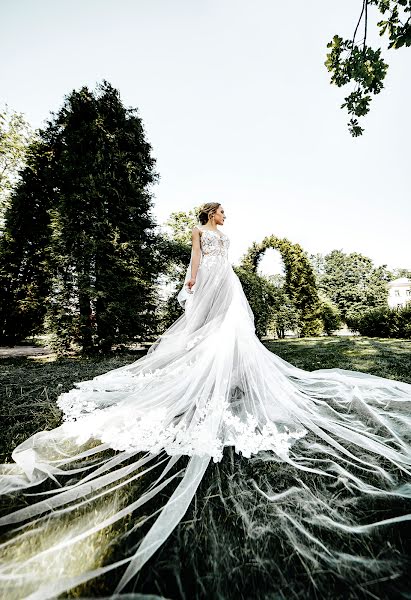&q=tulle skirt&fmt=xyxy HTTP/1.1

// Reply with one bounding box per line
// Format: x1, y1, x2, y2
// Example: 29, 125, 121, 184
0, 254, 410, 599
